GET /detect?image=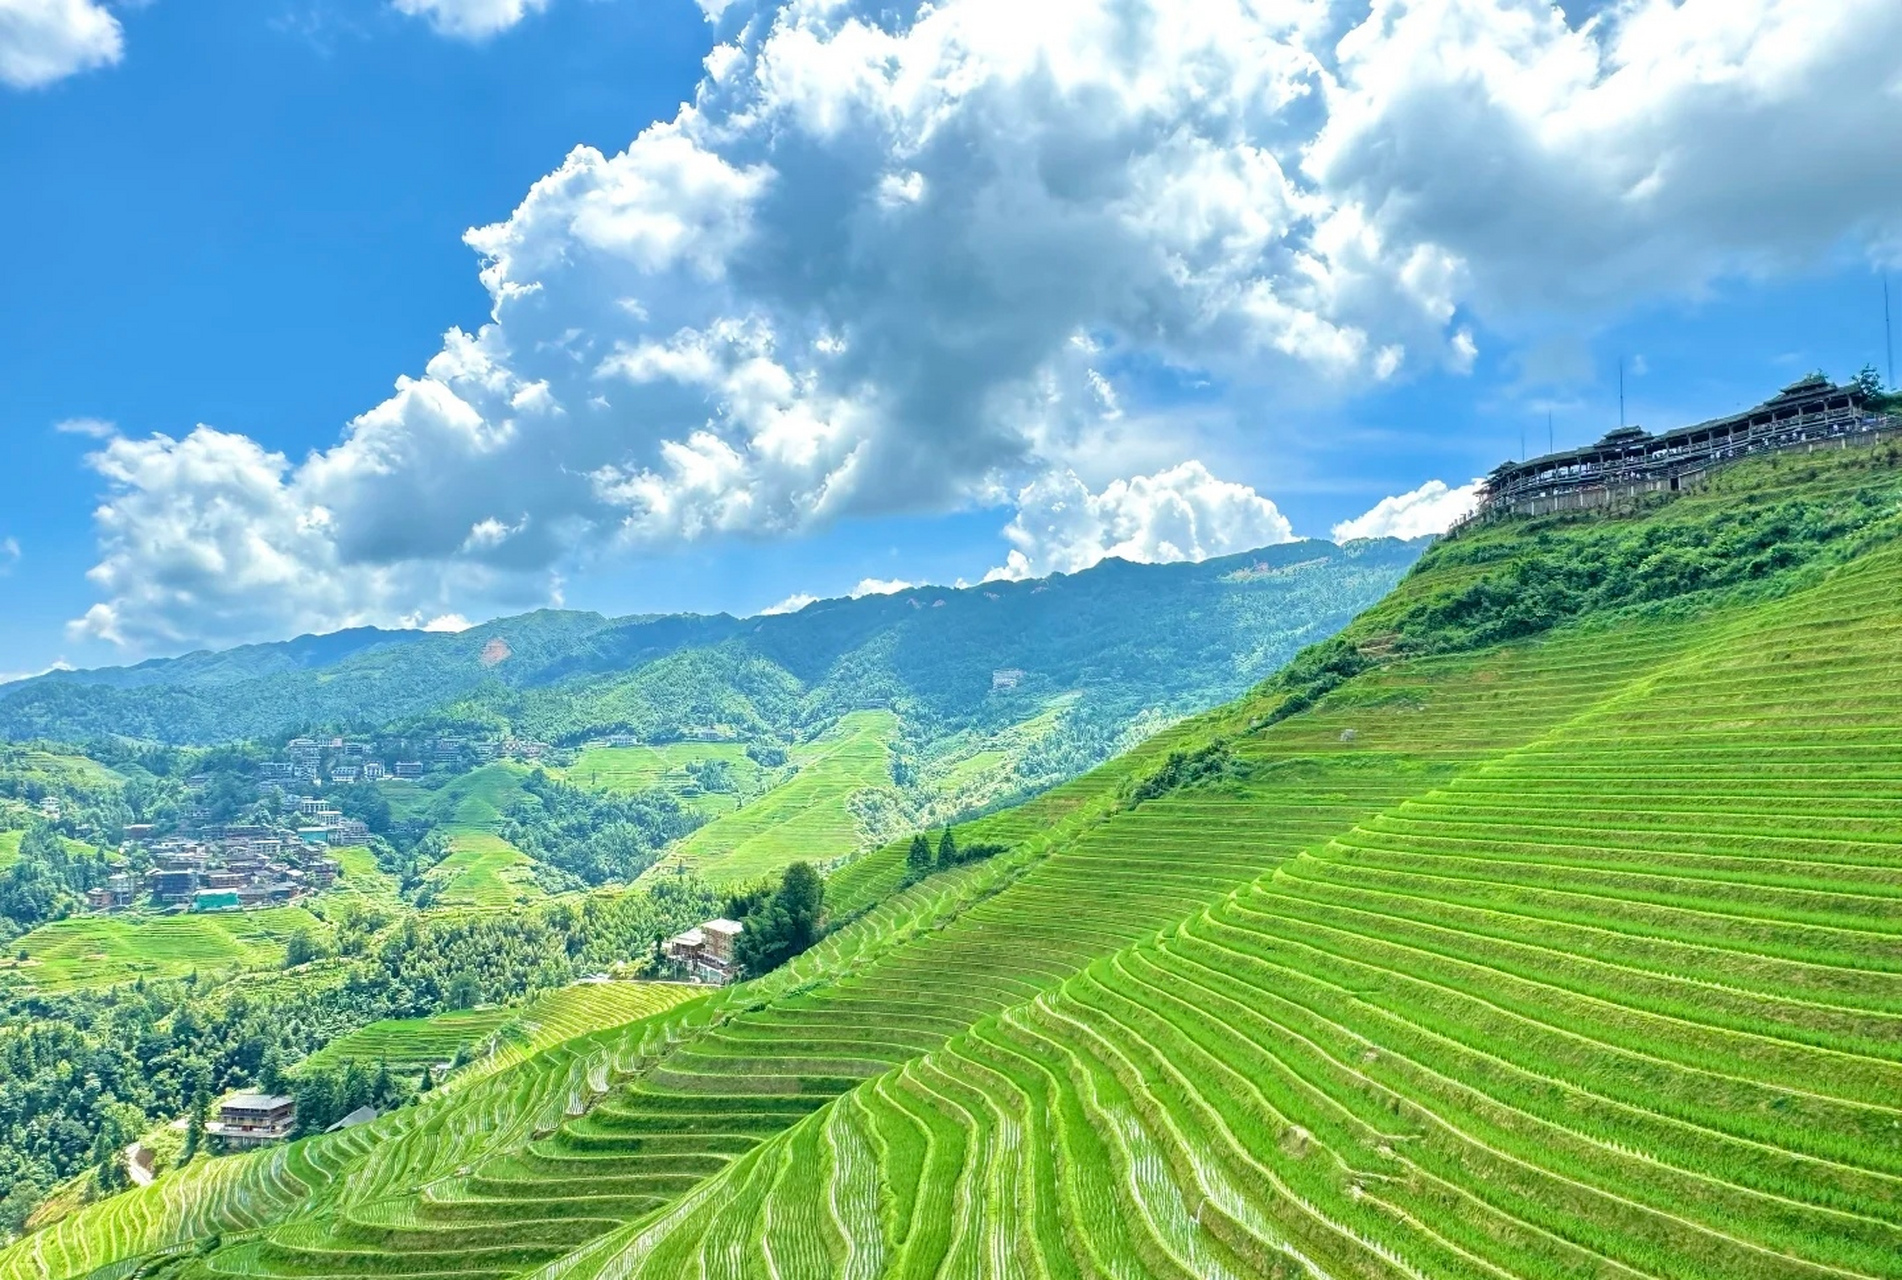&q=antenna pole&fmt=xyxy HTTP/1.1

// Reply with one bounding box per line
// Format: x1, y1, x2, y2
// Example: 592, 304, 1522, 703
1619, 358, 1626, 428
1548, 411, 1554, 453
1520, 424, 1526, 461
1886, 274, 1894, 389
